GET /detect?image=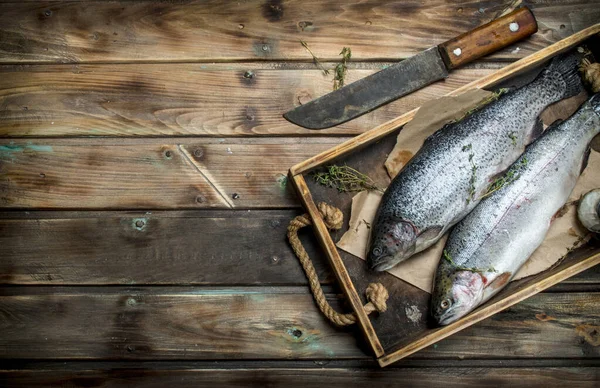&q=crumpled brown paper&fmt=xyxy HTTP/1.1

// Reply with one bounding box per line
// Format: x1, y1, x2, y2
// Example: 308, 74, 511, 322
384, 89, 494, 178
336, 91, 599, 293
